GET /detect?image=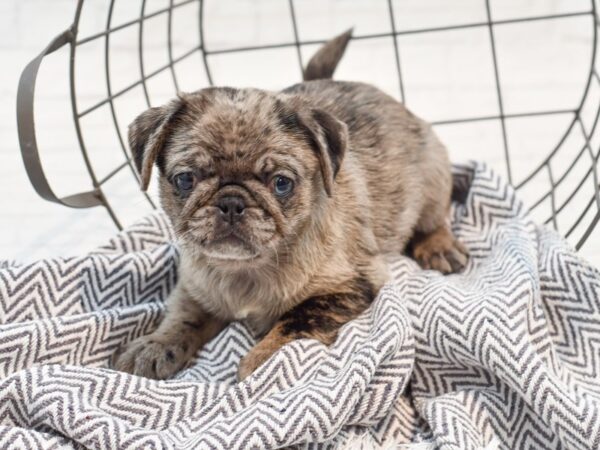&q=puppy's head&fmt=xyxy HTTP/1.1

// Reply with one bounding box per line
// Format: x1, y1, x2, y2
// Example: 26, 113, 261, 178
128, 87, 347, 268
